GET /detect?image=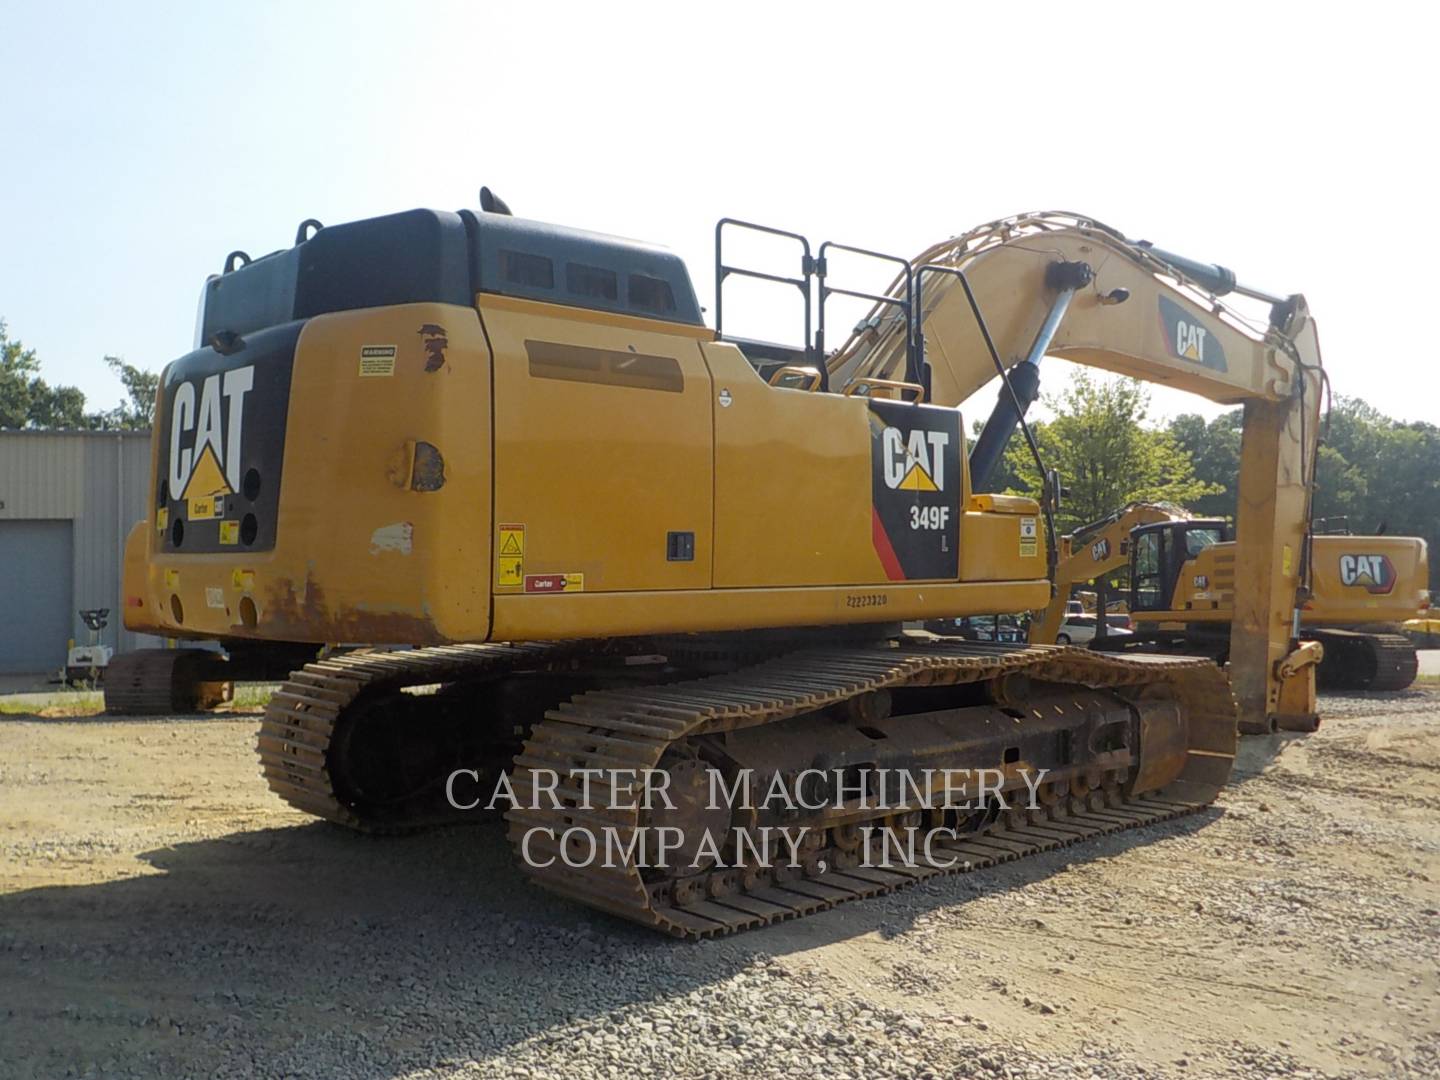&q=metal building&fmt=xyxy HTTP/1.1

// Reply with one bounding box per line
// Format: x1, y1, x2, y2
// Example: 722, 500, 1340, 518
0, 430, 161, 674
